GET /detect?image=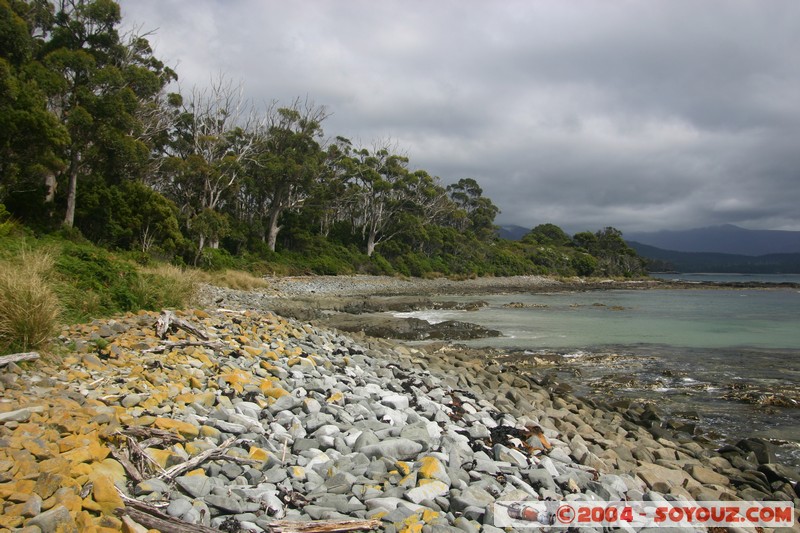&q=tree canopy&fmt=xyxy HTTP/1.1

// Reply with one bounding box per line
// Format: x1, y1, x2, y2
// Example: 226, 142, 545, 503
0, 0, 647, 278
